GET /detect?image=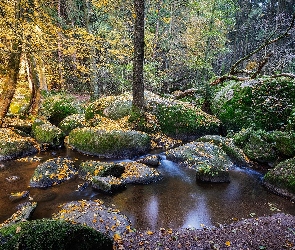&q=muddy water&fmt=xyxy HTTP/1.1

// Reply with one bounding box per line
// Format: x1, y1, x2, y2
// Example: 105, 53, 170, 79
1, 149, 295, 230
